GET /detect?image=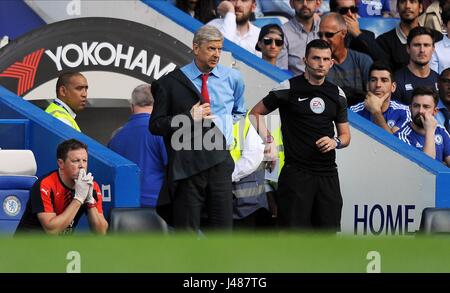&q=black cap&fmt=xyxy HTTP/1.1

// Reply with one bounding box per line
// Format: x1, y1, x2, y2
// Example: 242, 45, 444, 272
255, 23, 284, 52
